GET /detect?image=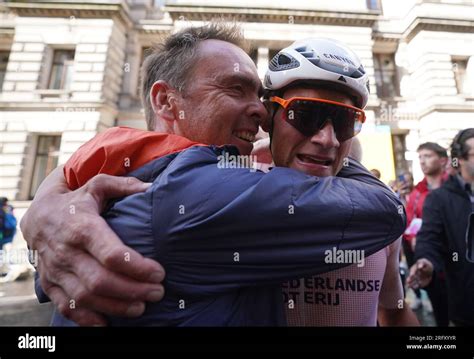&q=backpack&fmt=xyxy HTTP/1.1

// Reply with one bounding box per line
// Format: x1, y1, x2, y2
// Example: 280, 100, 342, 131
2, 209, 17, 239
